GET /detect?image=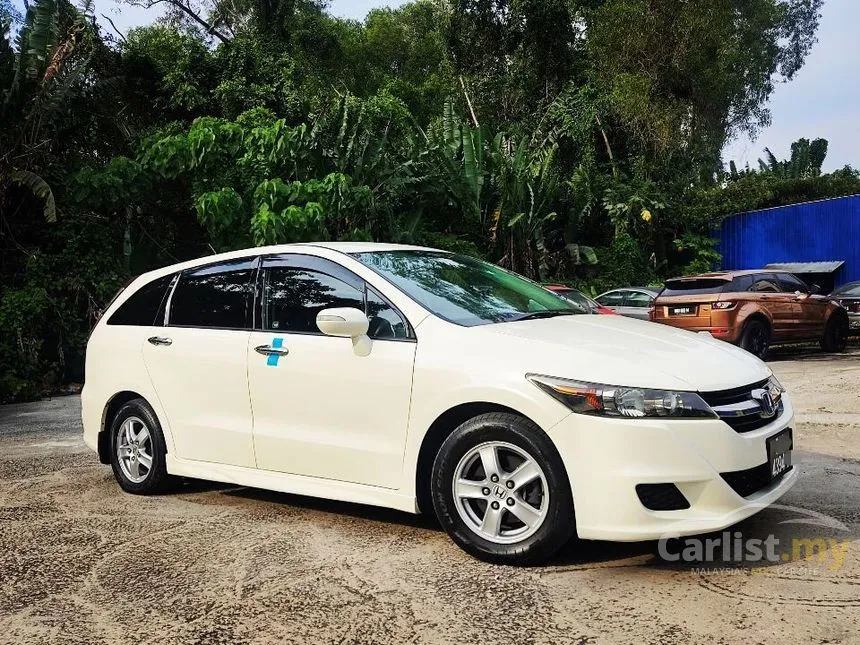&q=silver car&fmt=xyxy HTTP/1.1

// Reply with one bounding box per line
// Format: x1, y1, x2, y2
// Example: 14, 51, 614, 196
830, 281, 860, 333
595, 287, 660, 320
